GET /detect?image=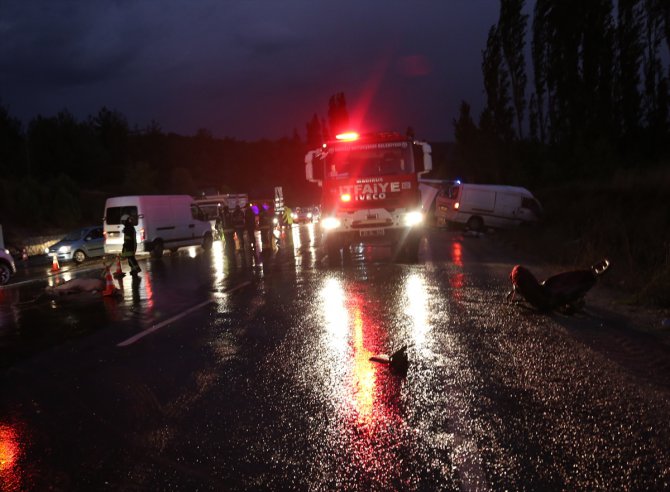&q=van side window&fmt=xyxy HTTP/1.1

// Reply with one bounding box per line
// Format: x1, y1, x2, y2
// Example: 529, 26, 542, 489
191, 205, 205, 221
